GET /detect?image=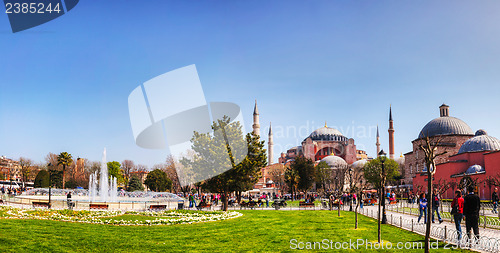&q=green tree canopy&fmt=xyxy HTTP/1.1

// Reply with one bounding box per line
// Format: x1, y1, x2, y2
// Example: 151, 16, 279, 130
127, 175, 145, 192
363, 157, 400, 189
144, 169, 172, 192
180, 116, 249, 210
290, 156, 315, 192
34, 170, 50, 188
107, 161, 125, 185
